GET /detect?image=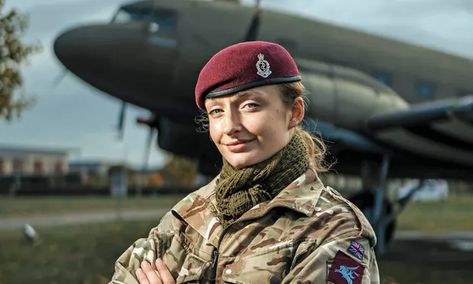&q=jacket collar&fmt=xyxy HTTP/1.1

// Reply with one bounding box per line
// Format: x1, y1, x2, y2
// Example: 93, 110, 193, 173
238, 169, 323, 220
172, 169, 324, 247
